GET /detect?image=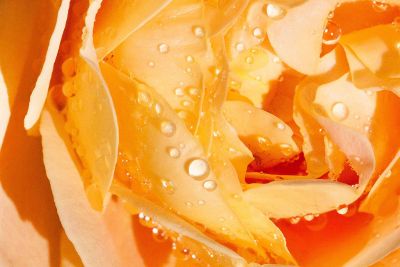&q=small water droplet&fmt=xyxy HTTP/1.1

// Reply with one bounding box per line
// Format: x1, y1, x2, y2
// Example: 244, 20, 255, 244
186, 55, 194, 63
331, 102, 348, 120
197, 200, 205, 205
186, 158, 210, 180
203, 180, 217, 191
304, 214, 315, 221
181, 100, 192, 107
372, 1, 389, 12
279, 143, 293, 156
272, 56, 280, 63
148, 61, 155, 68
185, 201, 193, 207
192, 26, 205, 38
137, 91, 151, 106
290, 217, 301, 224
235, 42, 245, 52
265, 3, 286, 19
188, 87, 199, 97
160, 121, 176, 137
245, 56, 254, 64
174, 87, 184, 96
161, 179, 175, 194
275, 121, 285, 130
336, 205, 349, 215
323, 20, 342, 45
167, 147, 180, 158
158, 43, 169, 54
252, 27, 263, 38
152, 227, 168, 242
385, 169, 392, 177
154, 103, 162, 115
